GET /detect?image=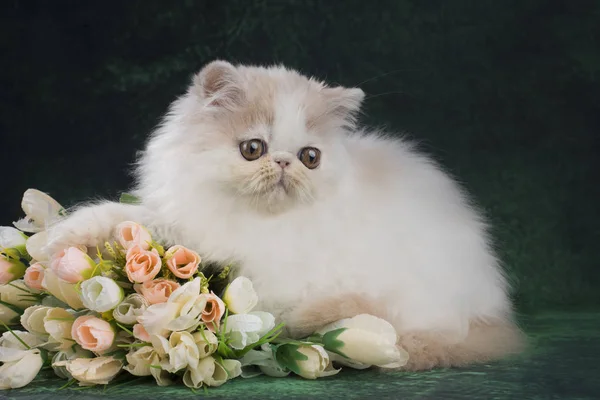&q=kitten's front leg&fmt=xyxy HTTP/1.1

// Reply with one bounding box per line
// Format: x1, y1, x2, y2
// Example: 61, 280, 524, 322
43, 201, 155, 257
